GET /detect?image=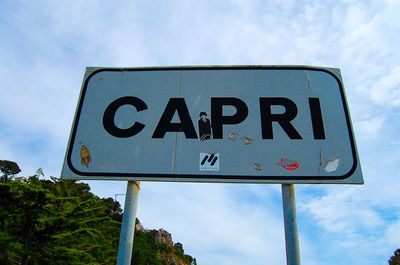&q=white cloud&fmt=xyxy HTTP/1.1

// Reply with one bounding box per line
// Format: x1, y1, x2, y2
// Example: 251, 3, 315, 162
370, 66, 400, 106
136, 183, 286, 265
385, 215, 400, 246
354, 117, 384, 140
0, 139, 17, 163
300, 187, 384, 234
